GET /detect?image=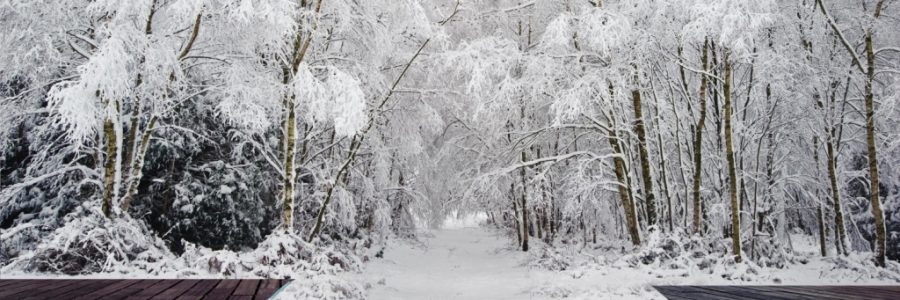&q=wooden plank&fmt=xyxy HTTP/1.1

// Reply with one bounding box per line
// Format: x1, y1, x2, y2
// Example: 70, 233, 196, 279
652, 286, 707, 300
699, 286, 819, 300
763, 286, 873, 300
653, 286, 900, 300
14, 279, 81, 299
20, 279, 92, 300
104, 280, 163, 300
808, 286, 899, 300
253, 280, 282, 300
150, 279, 200, 300
202, 280, 240, 300
653, 286, 728, 300
124, 280, 182, 300
0, 279, 46, 298
227, 296, 252, 300
52, 280, 119, 299
0, 280, 28, 289
867, 285, 900, 292
684, 286, 766, 300
71, 279, 143, 300
176, 280, 220, 300
231, 280, 260, 296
